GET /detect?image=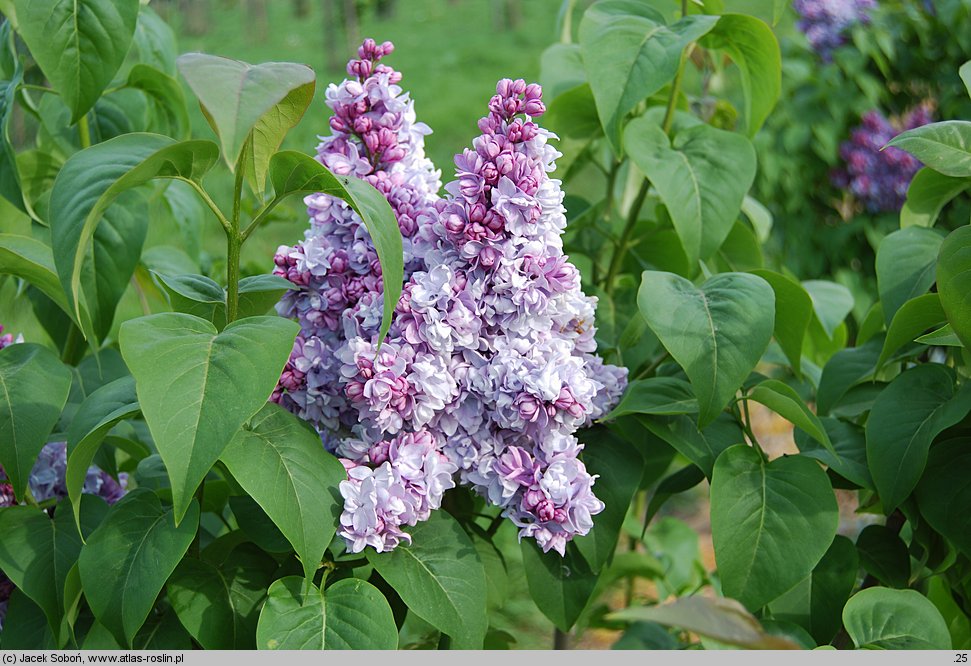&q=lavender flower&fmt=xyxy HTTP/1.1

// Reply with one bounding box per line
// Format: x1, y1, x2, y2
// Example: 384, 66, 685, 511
273, 43, 626, 556
832, 104, 933, 212
0, 325, 21, 349
794, 0, 877, 60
